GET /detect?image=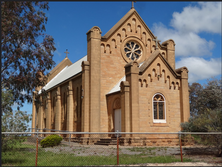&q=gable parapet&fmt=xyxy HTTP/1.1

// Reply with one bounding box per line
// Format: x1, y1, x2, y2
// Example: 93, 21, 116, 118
87, 26, 102, 41
175, 66, 189, 79
175, 66, 188, 73
177, 66, 190, 123
139, 50, 160, 74
162, 39, 175, 48
125, 61, 139, 75
81, 61, 90, 71
161, 39, 176, 69
120, 81, 130, 93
